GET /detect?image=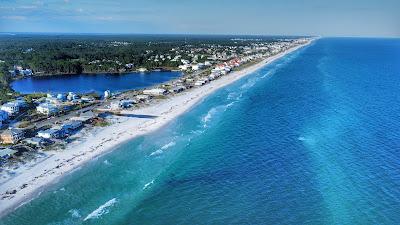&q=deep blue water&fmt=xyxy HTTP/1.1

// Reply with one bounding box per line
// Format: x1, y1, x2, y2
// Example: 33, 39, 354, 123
11, 71, 182, 94
1, 38, 400, 224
